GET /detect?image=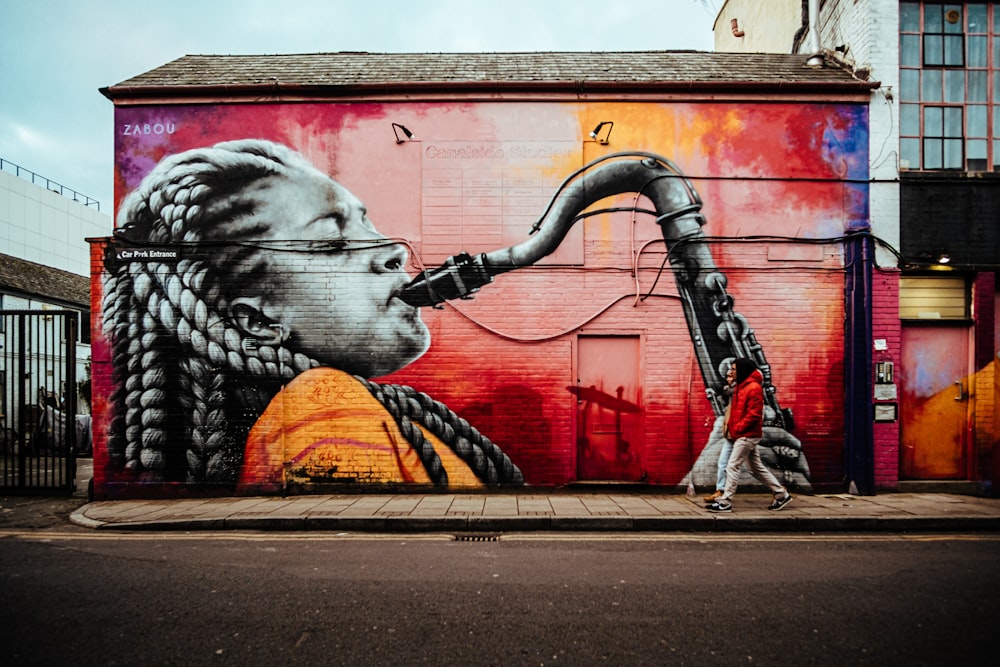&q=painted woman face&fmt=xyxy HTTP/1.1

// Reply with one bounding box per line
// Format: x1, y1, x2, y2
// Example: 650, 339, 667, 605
216, 166, 430, 378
